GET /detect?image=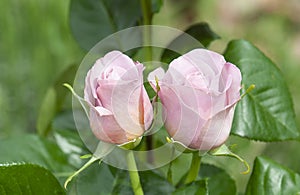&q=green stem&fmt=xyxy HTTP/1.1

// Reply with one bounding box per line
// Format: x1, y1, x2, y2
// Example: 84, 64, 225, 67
141, 0, 153, 161
166, 146, 175, 184
64, 156, 100, 188
141, 0, 152, 25
140, 0, 152, 63
126, 151, 144, 195
184, 152, 202, 185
